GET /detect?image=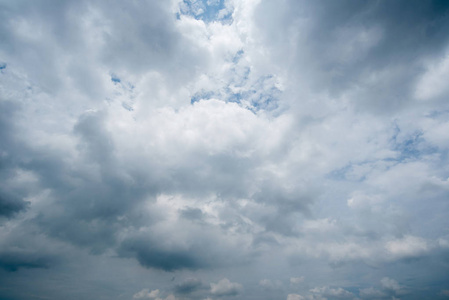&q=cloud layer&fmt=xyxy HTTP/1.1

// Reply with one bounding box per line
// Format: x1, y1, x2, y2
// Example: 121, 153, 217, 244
1, 0, 449, 299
